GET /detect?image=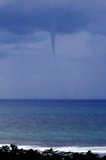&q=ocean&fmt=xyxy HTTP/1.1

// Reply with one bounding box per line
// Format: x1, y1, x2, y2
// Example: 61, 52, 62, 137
0, 100, 106, 153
